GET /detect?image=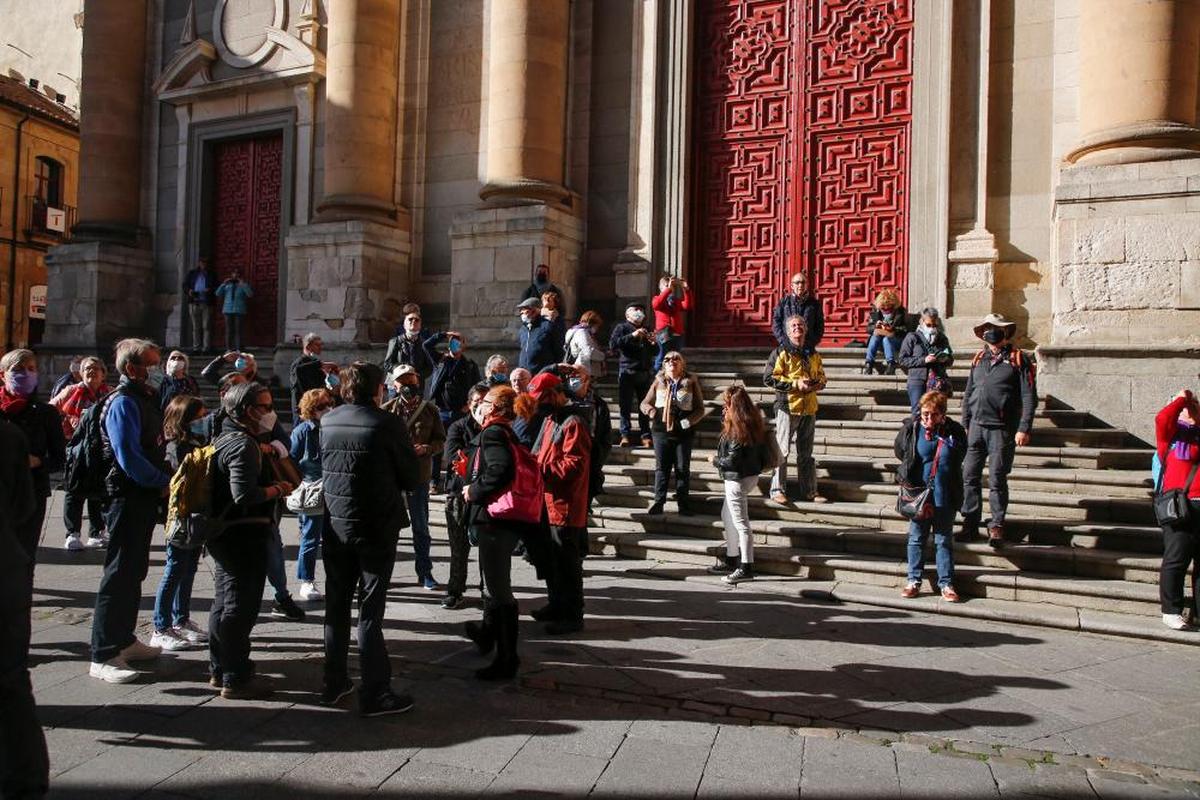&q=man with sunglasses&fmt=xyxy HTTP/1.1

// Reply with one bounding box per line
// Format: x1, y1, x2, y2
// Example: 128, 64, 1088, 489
381, 303, 435, 383
771, 272, 824, 355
